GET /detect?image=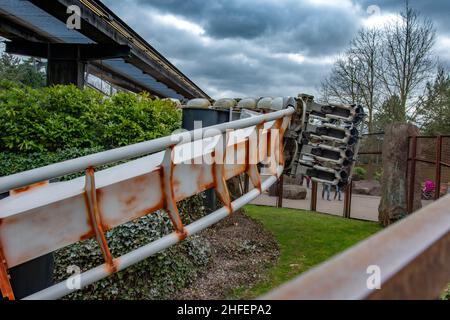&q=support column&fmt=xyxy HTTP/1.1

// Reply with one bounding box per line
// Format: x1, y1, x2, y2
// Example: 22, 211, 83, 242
47, 59, 86, 88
